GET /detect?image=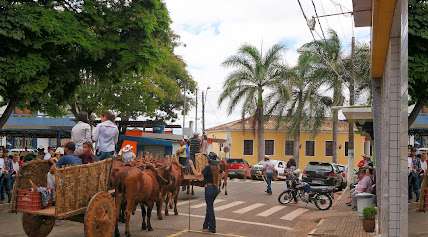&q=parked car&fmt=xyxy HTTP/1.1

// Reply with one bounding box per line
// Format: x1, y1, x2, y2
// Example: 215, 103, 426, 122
250, 159, 286, 180
302, 161, 345, 190
332, 163, 347, 189
226, 158, 251, 179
